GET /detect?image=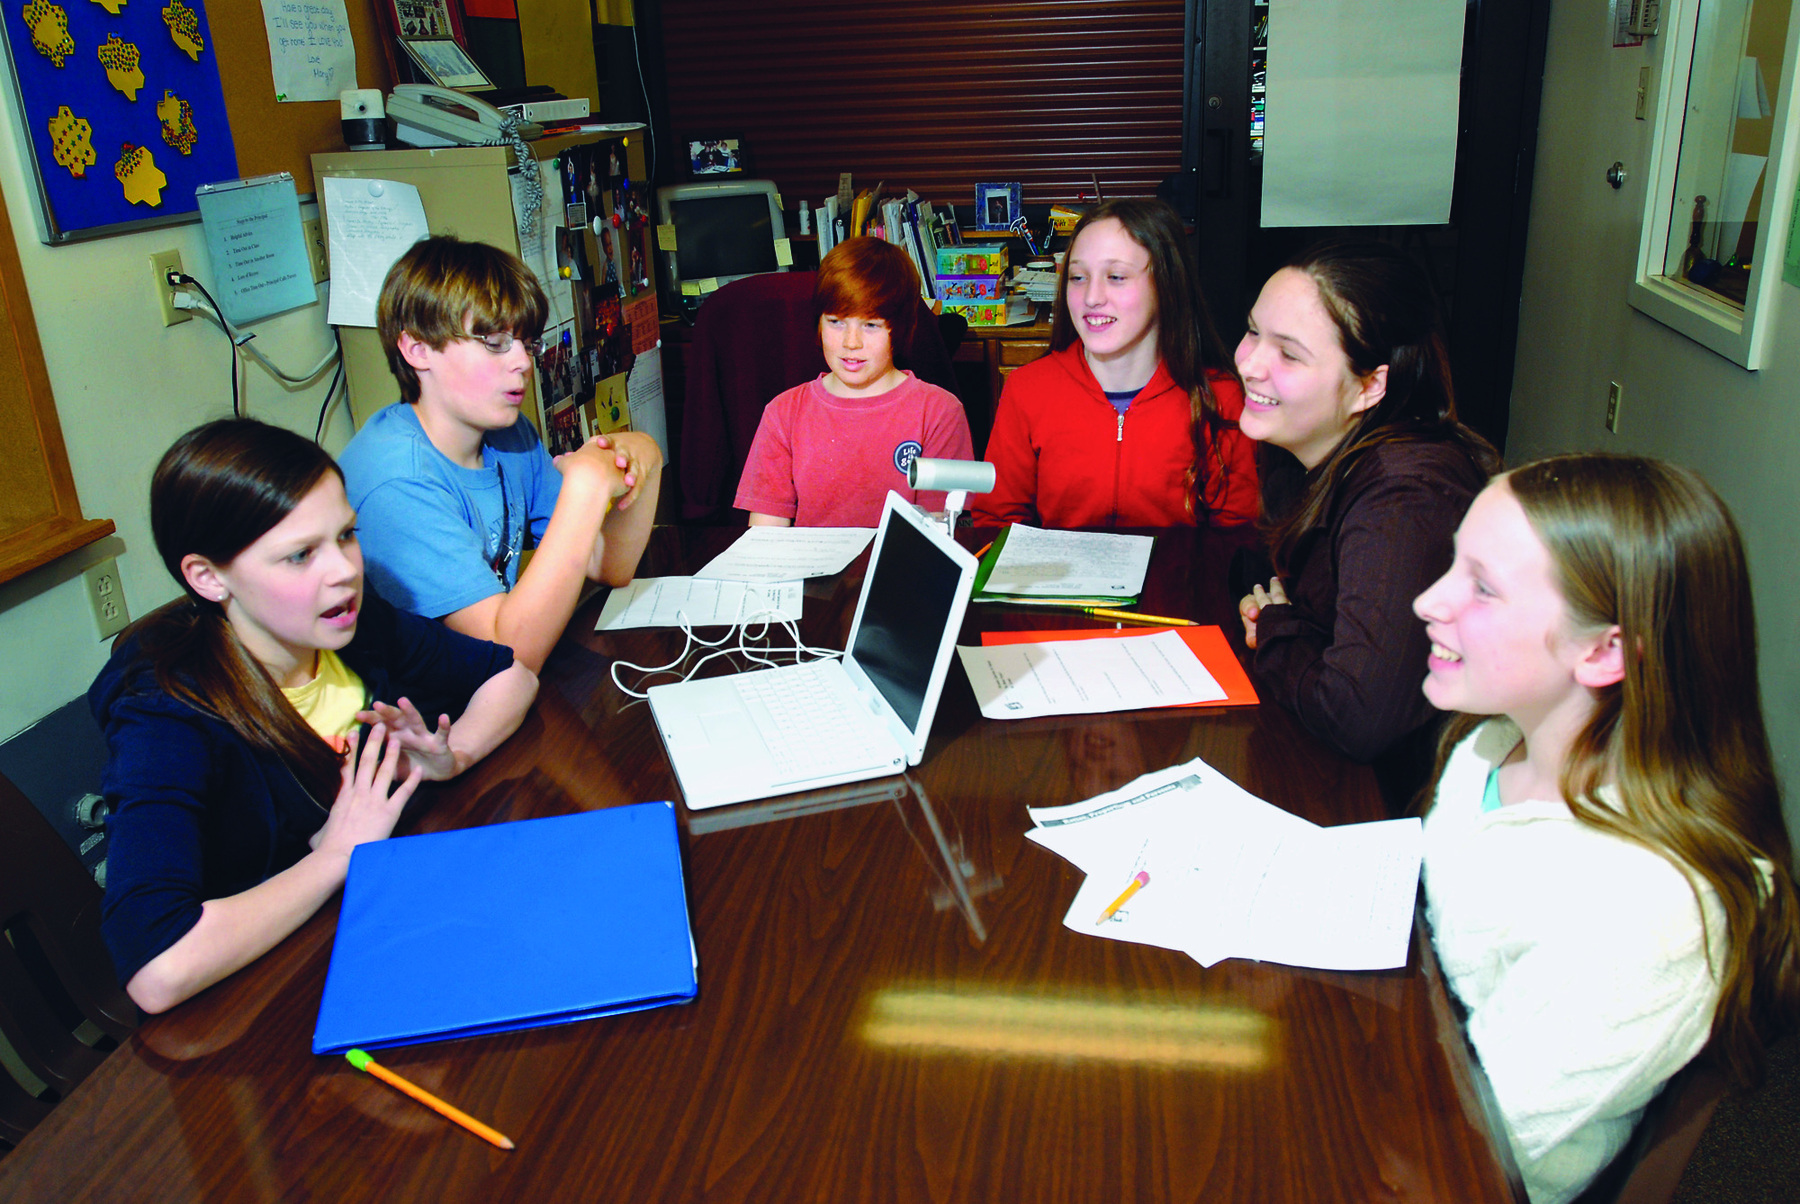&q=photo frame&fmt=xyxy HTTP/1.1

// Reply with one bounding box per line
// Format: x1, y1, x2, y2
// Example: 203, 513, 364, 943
686, 136, 749, 178
400, 38, 494, 90
974, 182, 1022, 232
